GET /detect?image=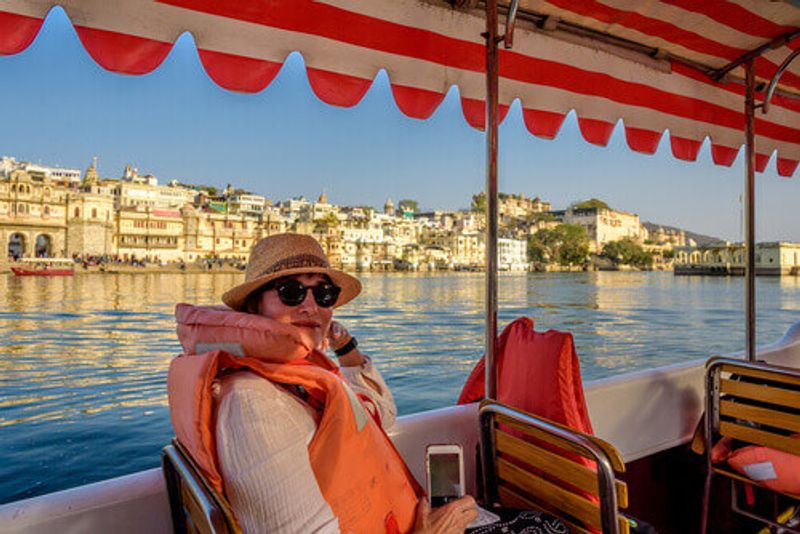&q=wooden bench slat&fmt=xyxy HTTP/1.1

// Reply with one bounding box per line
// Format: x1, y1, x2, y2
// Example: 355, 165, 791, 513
719, 421, 800, 455
720, 379, 800, 410
720, 364, 800, 387
497, 457, 602, 529
495, 429, 628, 508
495, 413, 625, 472
498, 484, 593, 534
720, 399, 800, 433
